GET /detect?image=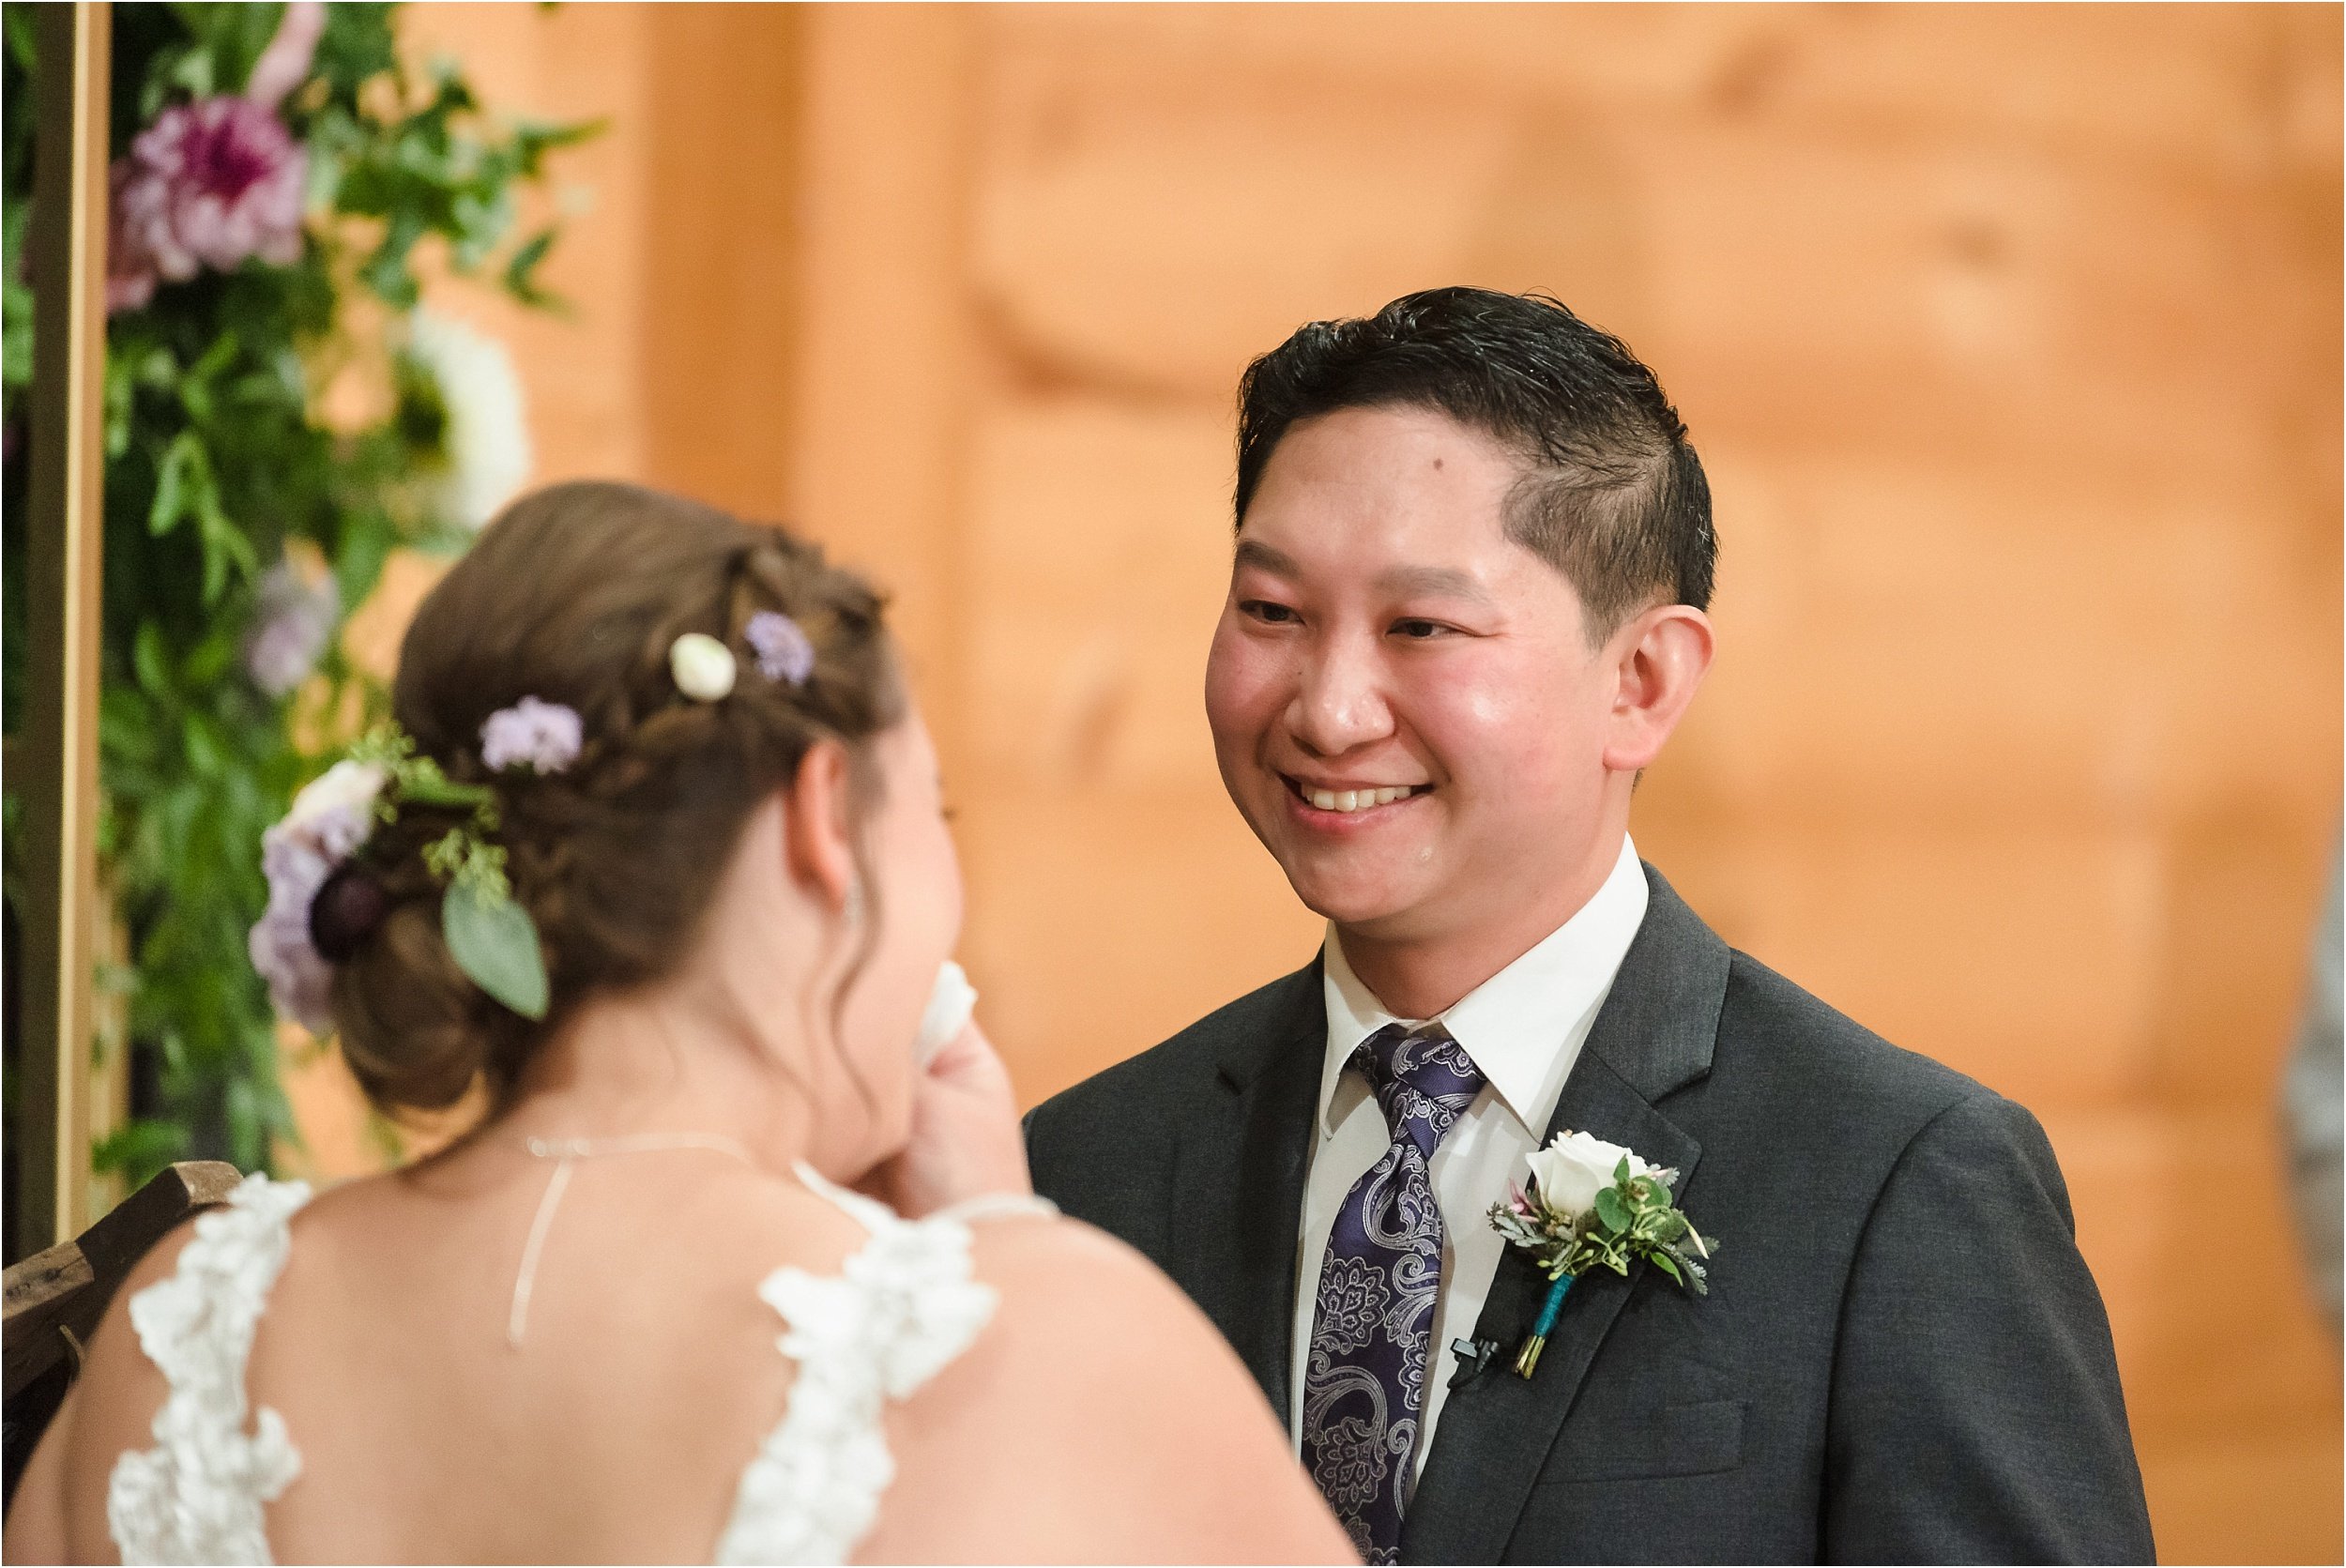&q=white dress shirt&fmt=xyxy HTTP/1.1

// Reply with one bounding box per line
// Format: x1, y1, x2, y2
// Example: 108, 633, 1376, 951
1288, 834, 1650, 1474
